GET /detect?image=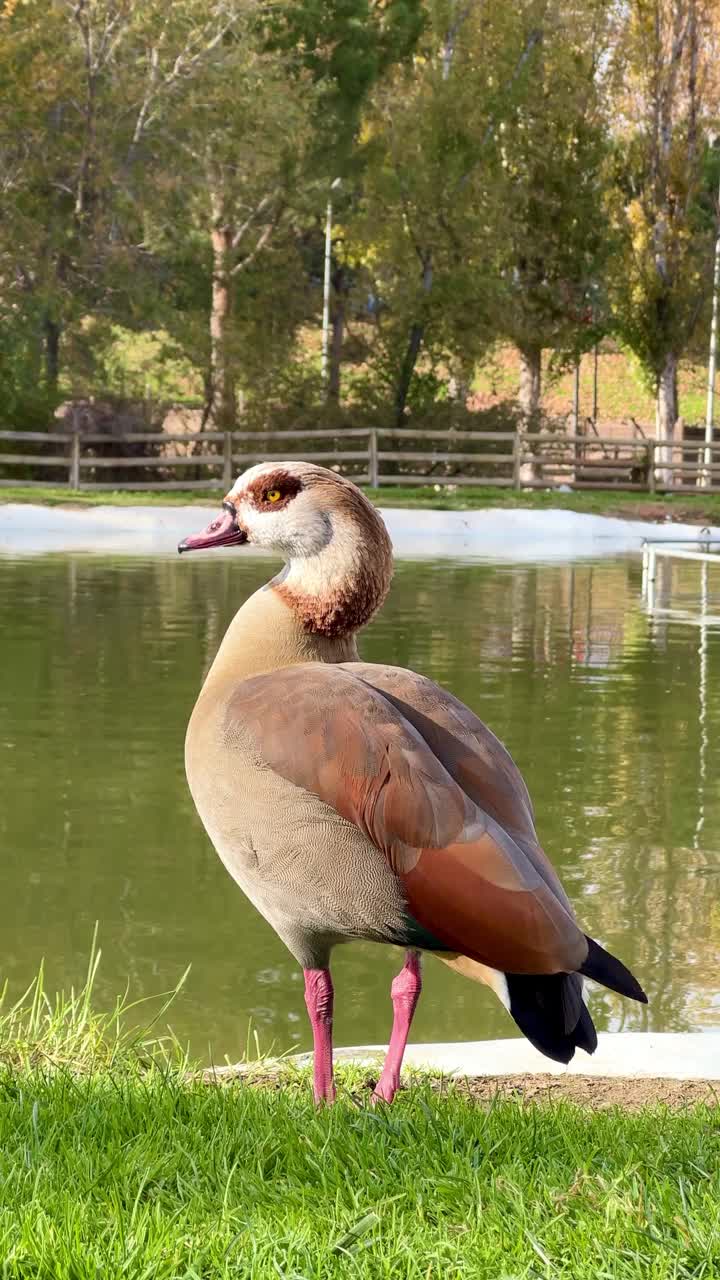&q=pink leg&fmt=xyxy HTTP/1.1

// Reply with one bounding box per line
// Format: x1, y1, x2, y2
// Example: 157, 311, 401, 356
303, 968, 336, 1104
373, 950, 423, 1104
